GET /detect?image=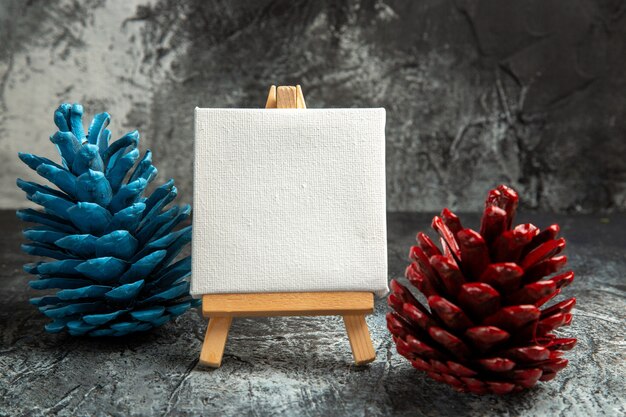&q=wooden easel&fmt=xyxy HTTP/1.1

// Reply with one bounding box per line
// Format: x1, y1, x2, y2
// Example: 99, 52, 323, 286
198, 85, 377, 368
